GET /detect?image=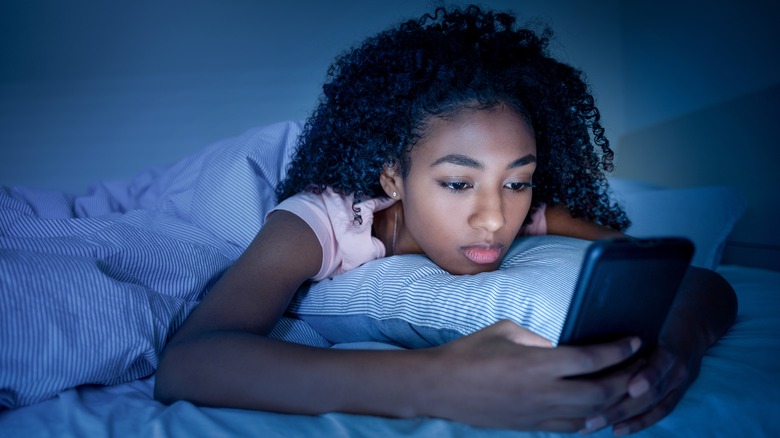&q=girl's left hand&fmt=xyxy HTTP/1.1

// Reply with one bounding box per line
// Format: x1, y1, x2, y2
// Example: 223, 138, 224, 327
580, 337, 705, 436
581, 266, 737, 435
